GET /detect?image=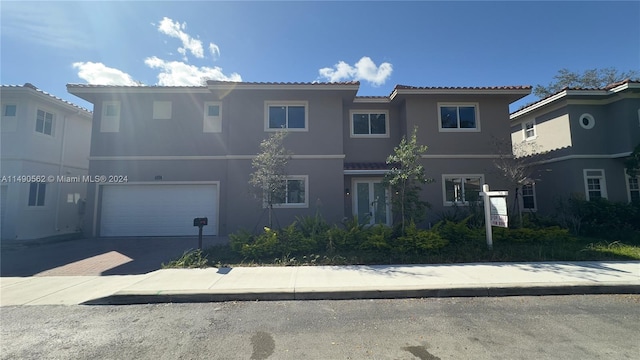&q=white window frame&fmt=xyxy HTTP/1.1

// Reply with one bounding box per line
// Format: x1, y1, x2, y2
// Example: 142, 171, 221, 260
438, 103, 480, 132
152, 101, 172, 120
523, 120, 536, 140
264, 101, 308, 132
349, 110, 390, 138
3, 104, 17, 117
203, 101, 222, 133
625, 171, 640, 203
35, 108, 54, 136
101, 101, 121, 133
27, 182, 46, 207
583, 169, 607, 200
442, 174, 485, 206
520, 183, 537, 211
268, 175, 309, 208
2, 104, 18, 132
